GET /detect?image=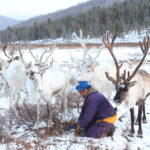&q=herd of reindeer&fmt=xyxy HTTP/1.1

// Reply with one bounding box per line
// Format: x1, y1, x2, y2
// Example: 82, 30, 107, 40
0, 31, 150, 138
